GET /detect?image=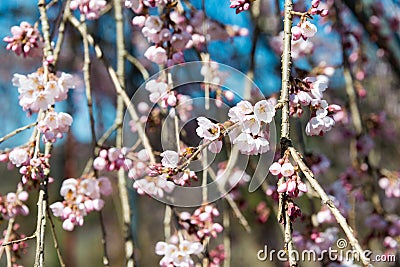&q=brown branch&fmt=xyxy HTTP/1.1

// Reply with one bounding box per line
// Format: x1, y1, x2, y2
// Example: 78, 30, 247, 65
278, 1, 297, 266
0, 122, 37, 144
289, 147, 371, 266
67, 14, 155, 164
124, 51, 150, 80
114, 0, 136, 265
208, 167, 251, 233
